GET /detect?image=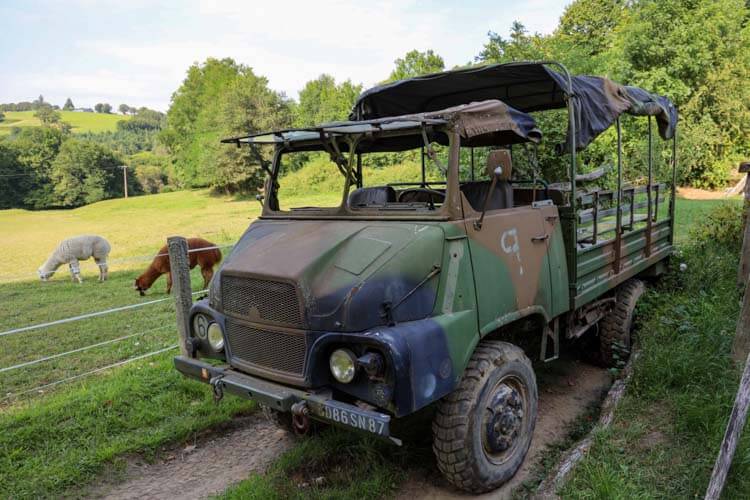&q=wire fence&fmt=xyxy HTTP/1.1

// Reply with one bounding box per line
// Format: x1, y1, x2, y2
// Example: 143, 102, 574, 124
1, 345, 179, 403
1, 252, 214, 403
